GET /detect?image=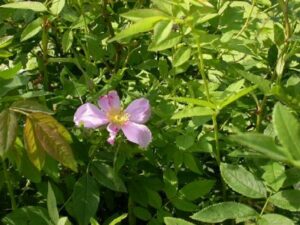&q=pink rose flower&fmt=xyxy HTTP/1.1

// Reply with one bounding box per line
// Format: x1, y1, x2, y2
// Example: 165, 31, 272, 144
74, 91, 152, 148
